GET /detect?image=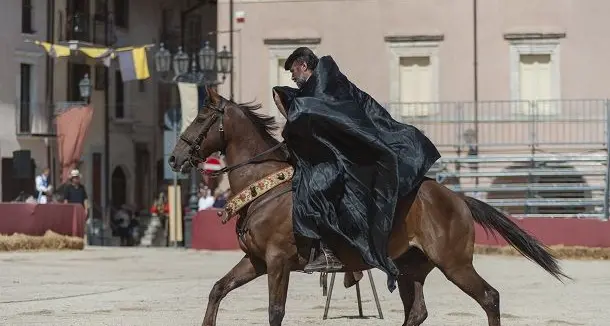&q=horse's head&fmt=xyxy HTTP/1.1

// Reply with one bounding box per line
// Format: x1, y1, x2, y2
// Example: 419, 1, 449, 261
168, 87, 231, 173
